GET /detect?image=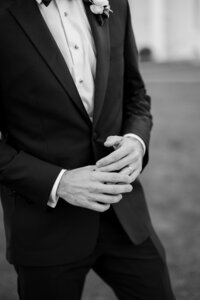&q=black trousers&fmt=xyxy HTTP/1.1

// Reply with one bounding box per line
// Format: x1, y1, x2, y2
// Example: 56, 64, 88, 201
15, 208, 175, 300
